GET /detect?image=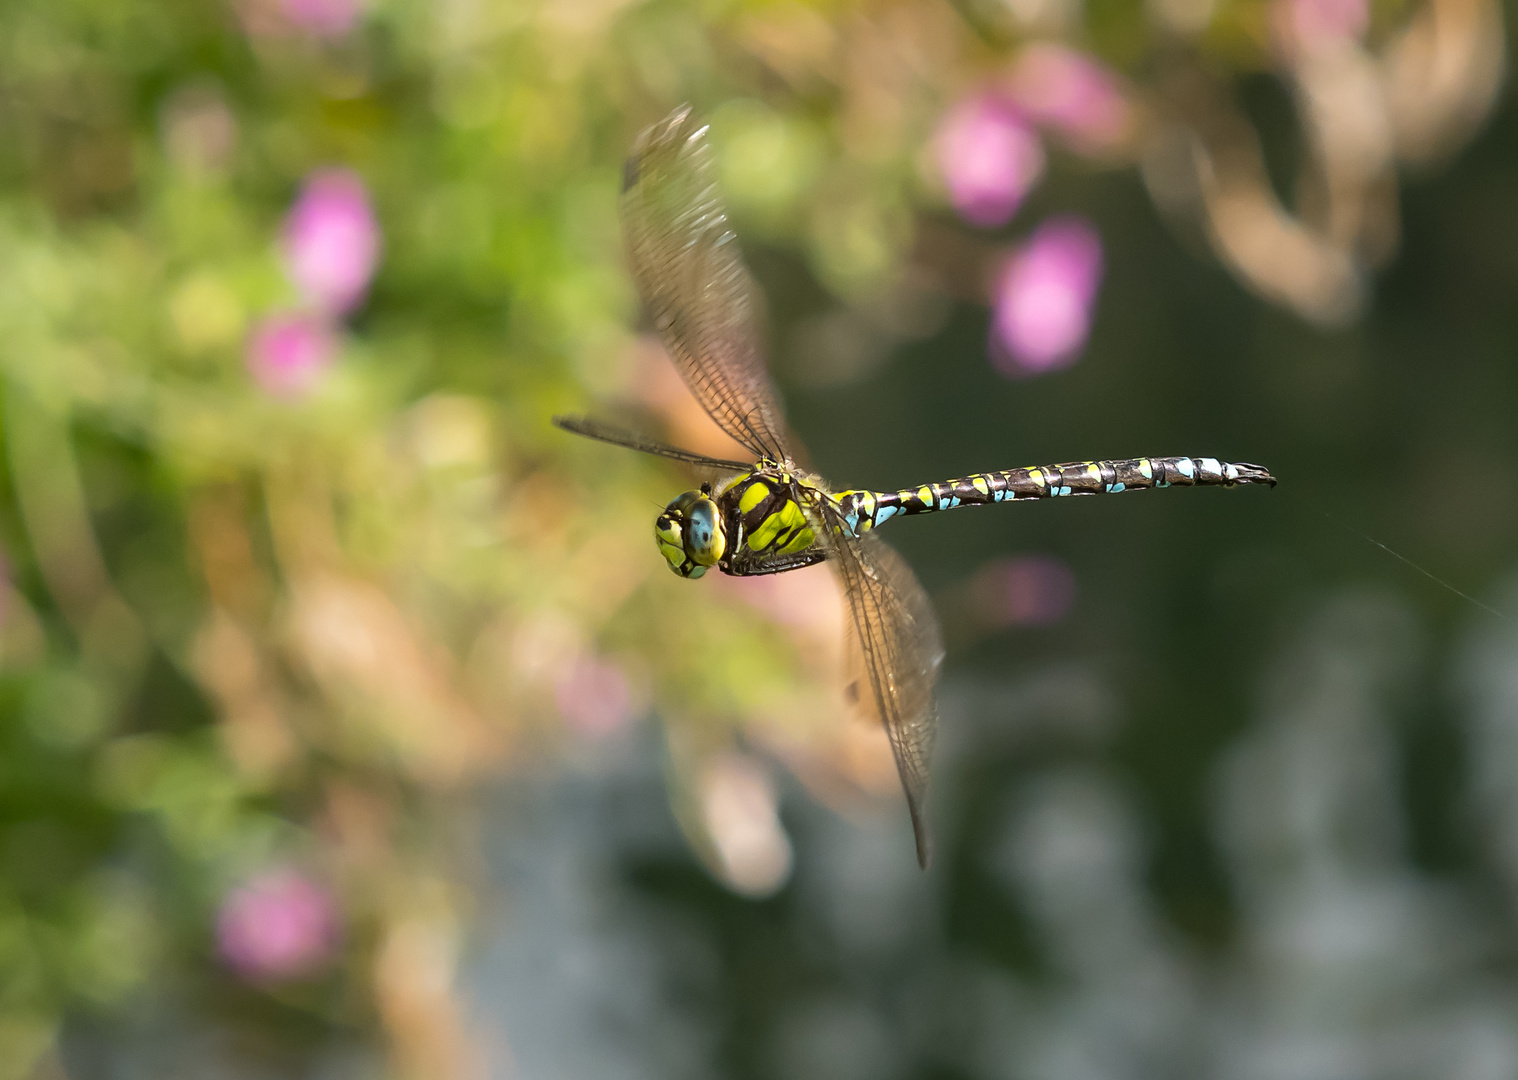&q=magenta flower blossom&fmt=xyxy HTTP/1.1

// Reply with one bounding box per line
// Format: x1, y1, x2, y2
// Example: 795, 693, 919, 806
282, 170, 380, 316
555, 653, 636, 738
973, 555, 1077, 628
246, 313, 337, 398
237, 0, 364, 42
935, 93, 1045, 229
282, 0, 364, 38
1008, 46, 1132, 154
217, 868, 339, 982
991, 217, 1104, 376
1279, 0, 1368, 46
